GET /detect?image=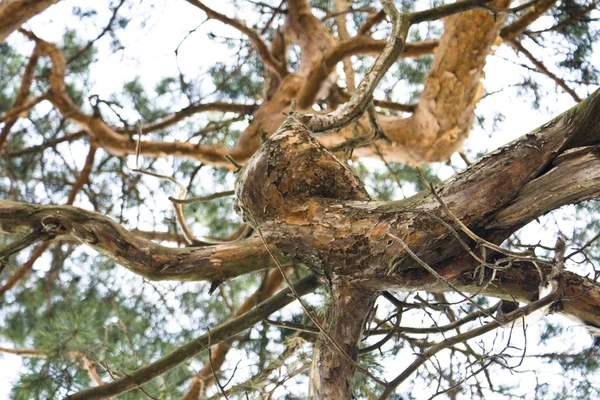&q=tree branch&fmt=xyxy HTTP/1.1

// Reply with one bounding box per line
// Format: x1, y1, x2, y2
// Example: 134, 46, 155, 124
0, 0, 60, 42
0, 199, 277, 282
508, 38, 582, 102
18, 29, 238, 168
500, 0, 557, 40
65, 274, 320, 400
0, 44, 41, 153
182, 268, 286, 399
379, 268, 564, 399
300, 0, 410, 132
185, 0, 287, 78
